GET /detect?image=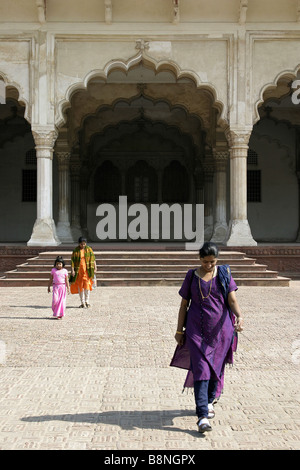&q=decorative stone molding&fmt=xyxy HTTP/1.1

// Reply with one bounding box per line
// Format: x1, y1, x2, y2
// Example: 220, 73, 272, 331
213, 150, 229, 171
135, 39, 150, 53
